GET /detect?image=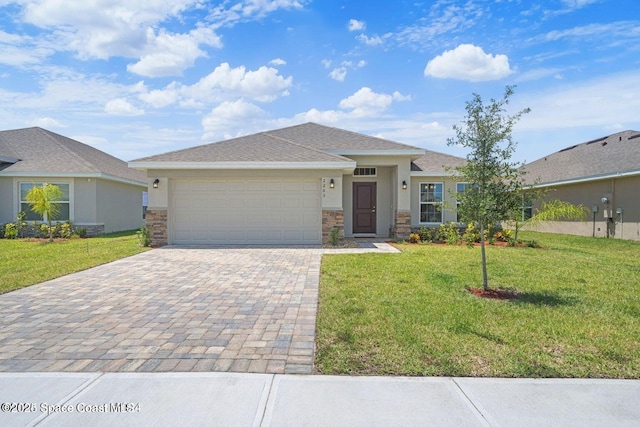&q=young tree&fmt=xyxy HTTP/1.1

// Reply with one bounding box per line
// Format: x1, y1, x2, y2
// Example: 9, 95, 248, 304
25, 183, 63, 242
448, 86, 530, 290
